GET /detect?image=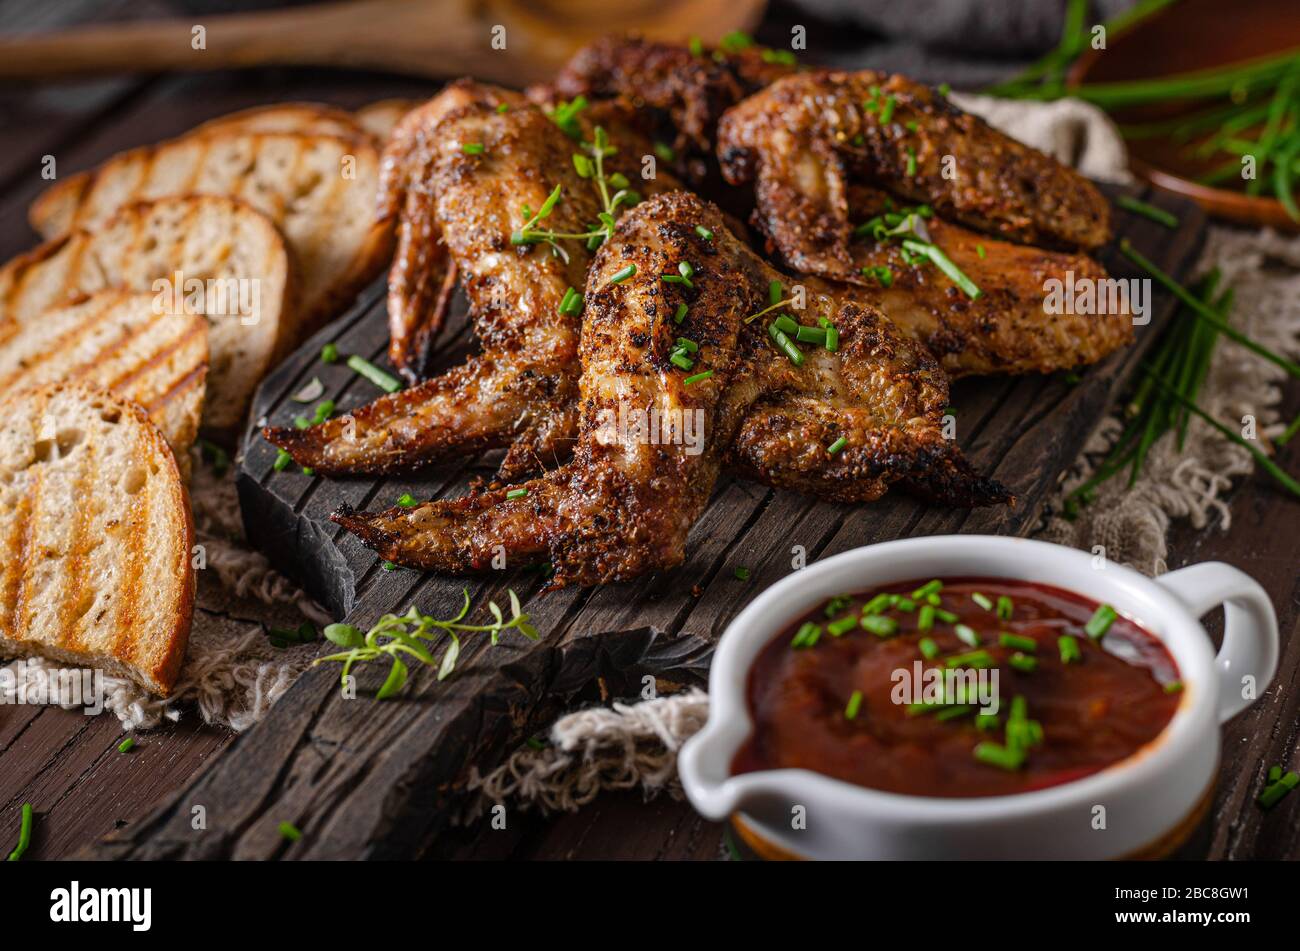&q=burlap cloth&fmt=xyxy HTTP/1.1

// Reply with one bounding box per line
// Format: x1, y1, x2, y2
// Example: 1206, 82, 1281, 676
6, 97, 1297, 815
